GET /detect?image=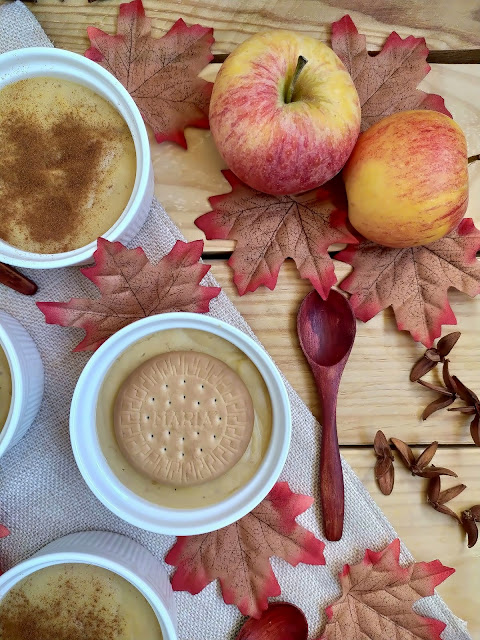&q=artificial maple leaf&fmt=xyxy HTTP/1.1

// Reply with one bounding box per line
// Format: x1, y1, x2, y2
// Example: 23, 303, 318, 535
37, 238, 220, 352
165, 482, 325, 618
336, 218, 480, 347
318, 538, 454, 640
331, 15, 451, 132
195, 171, 357, 297
85, 0, 214, 148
